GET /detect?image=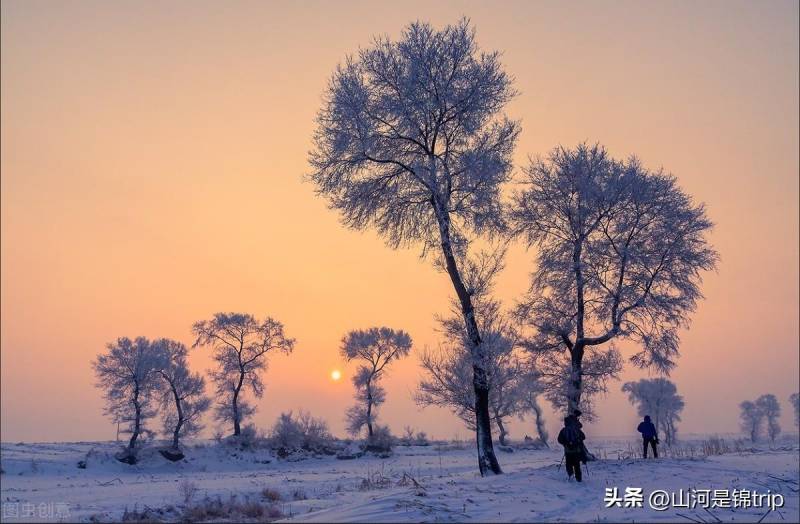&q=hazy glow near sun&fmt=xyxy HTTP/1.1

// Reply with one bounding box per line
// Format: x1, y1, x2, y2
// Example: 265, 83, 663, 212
331, 370, 342, 381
